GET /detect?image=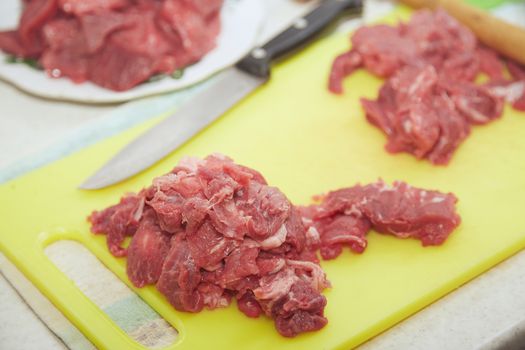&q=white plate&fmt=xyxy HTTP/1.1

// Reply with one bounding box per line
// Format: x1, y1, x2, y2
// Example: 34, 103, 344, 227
0, 0, 266, 103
